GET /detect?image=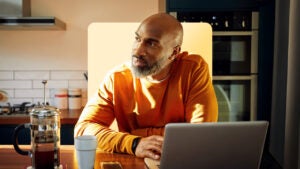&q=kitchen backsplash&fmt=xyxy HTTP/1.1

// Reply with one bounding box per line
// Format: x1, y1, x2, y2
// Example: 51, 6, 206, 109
0, 70, 87, 107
